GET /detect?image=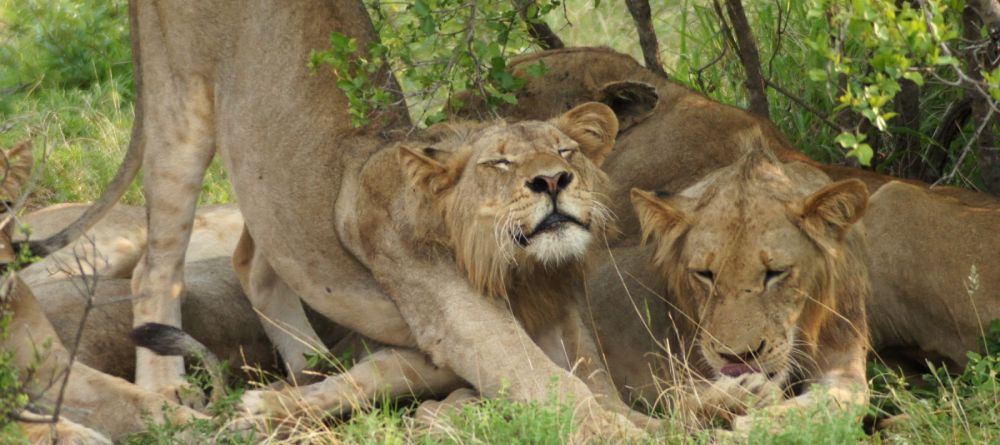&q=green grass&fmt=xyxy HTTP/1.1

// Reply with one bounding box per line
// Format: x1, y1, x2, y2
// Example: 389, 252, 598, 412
0, 76, 232, 207
108, 342, 1000, 444
0, 0, 231, 207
